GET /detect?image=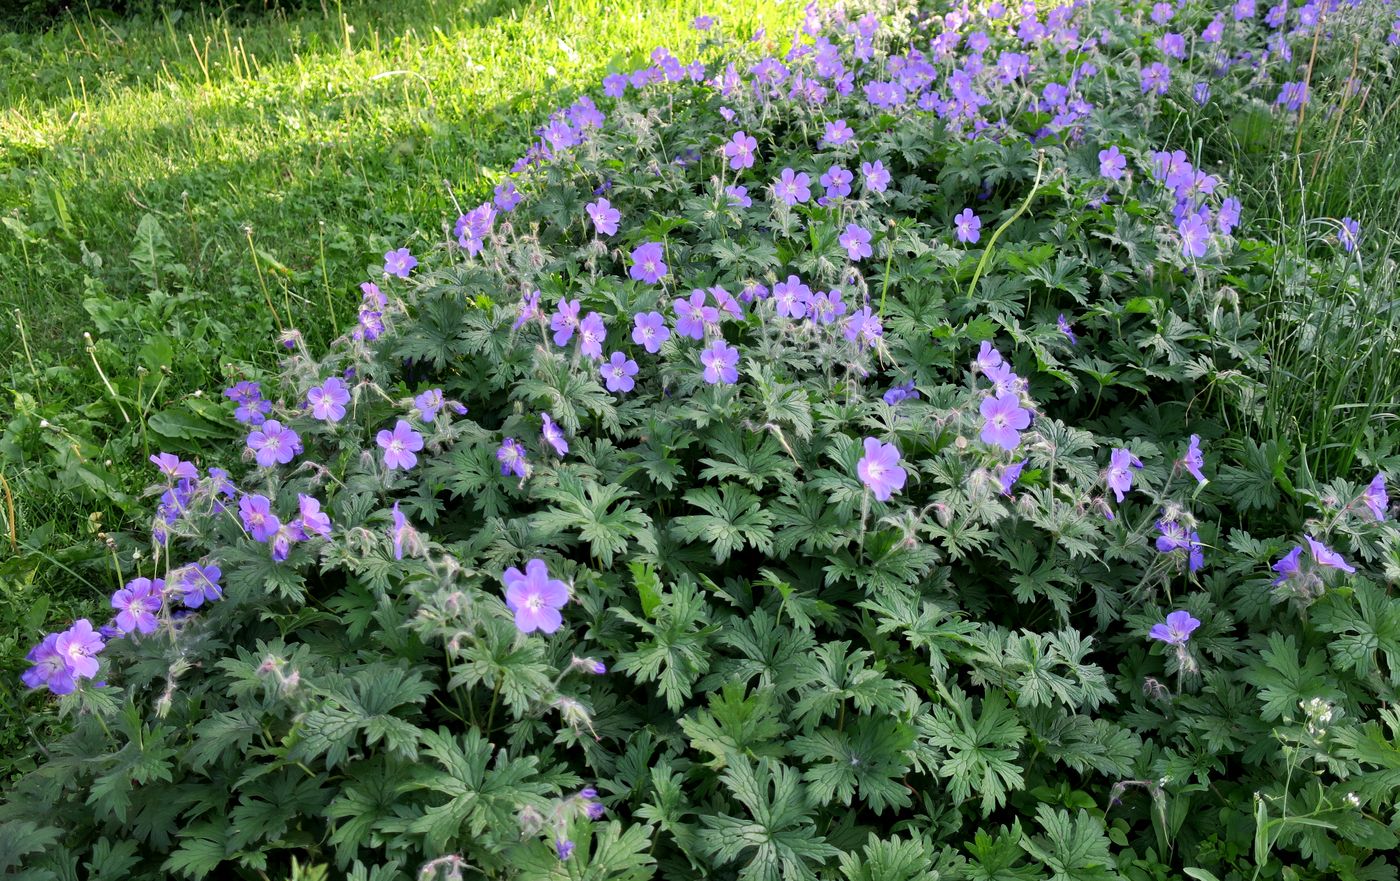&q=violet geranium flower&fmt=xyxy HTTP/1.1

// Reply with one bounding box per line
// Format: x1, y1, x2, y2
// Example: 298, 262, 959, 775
1106, 448, 1144, 503
111, 578, 164, 635
857, 437, 907, 502
377, 420, 425, 471
503, 559, 570, 634
601, 352, 639, 393
954, 208, 982, 243
497, 438, 528, 478
239, 494, 280, 542
629, 242, 668, 284
150, 452, 198, 481
174, 563, 223, 608
840, 224, 873, 261
979, 392, 1032, 451
307, 377, 351, 422
541, 413, 569, 457
247, 420, 302, 468
700, 340, 740, 385
1183, 435, 1207, 485
1305, 534, 1356, 573
1364, 473, 1388, 520
632, 311, 672, 353
577, 312, 607, 360
383, 247, 417, 278
586, 198, 621, 236
1149, 610, 1201, 646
